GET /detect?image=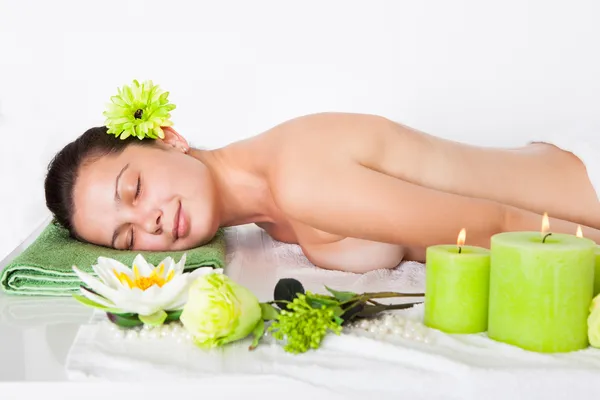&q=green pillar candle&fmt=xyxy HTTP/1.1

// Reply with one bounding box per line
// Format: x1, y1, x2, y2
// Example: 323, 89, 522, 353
424, 244, 491, 333
488, 232, 595, 353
